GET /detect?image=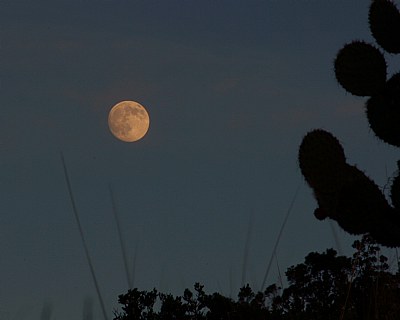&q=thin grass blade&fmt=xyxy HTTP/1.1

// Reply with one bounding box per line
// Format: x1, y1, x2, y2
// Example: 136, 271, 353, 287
260, 182, 301, 291
60, 153, 108, 320
108, 183, 133, 289
241, 211, 254, 288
